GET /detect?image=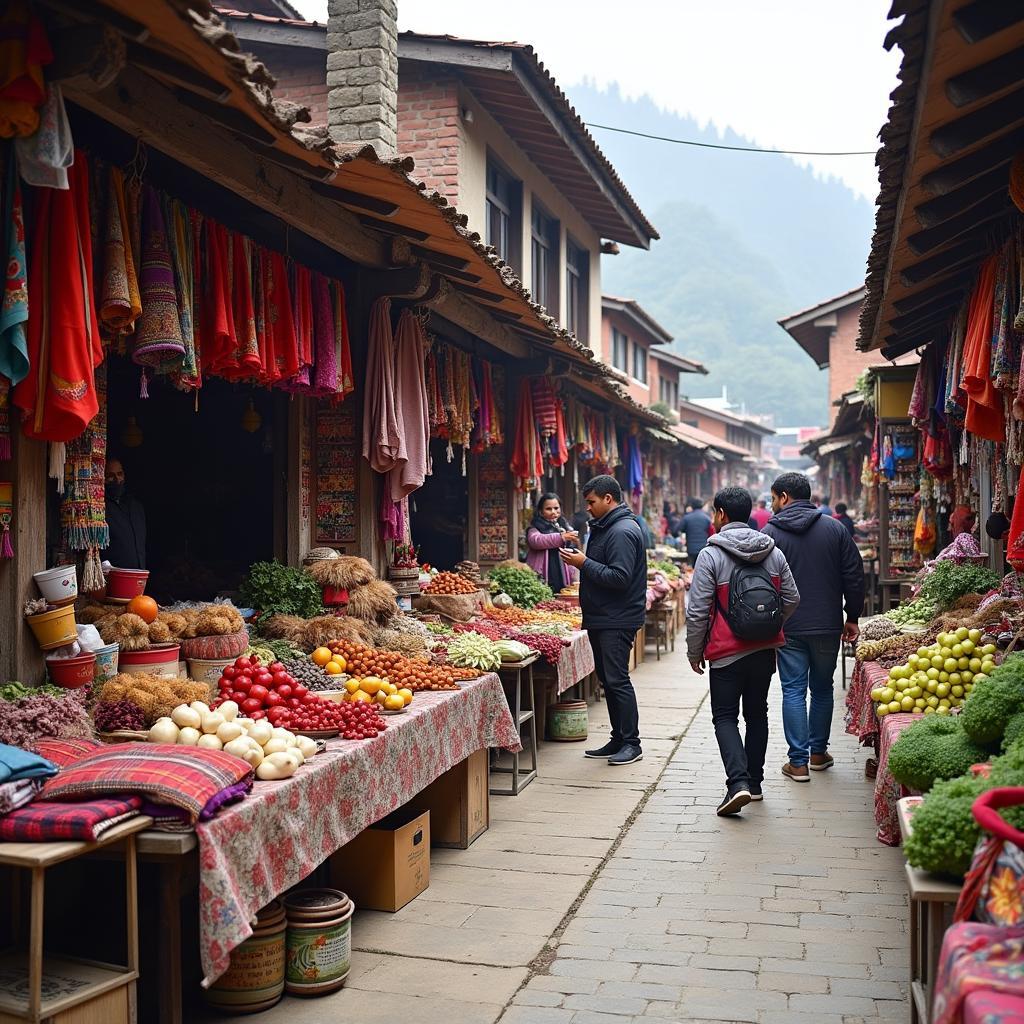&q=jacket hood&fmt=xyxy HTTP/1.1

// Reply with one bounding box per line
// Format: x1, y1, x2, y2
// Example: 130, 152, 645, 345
707, 522, 775, 563
769, 500, 824, 535
591, 504, 635, 530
